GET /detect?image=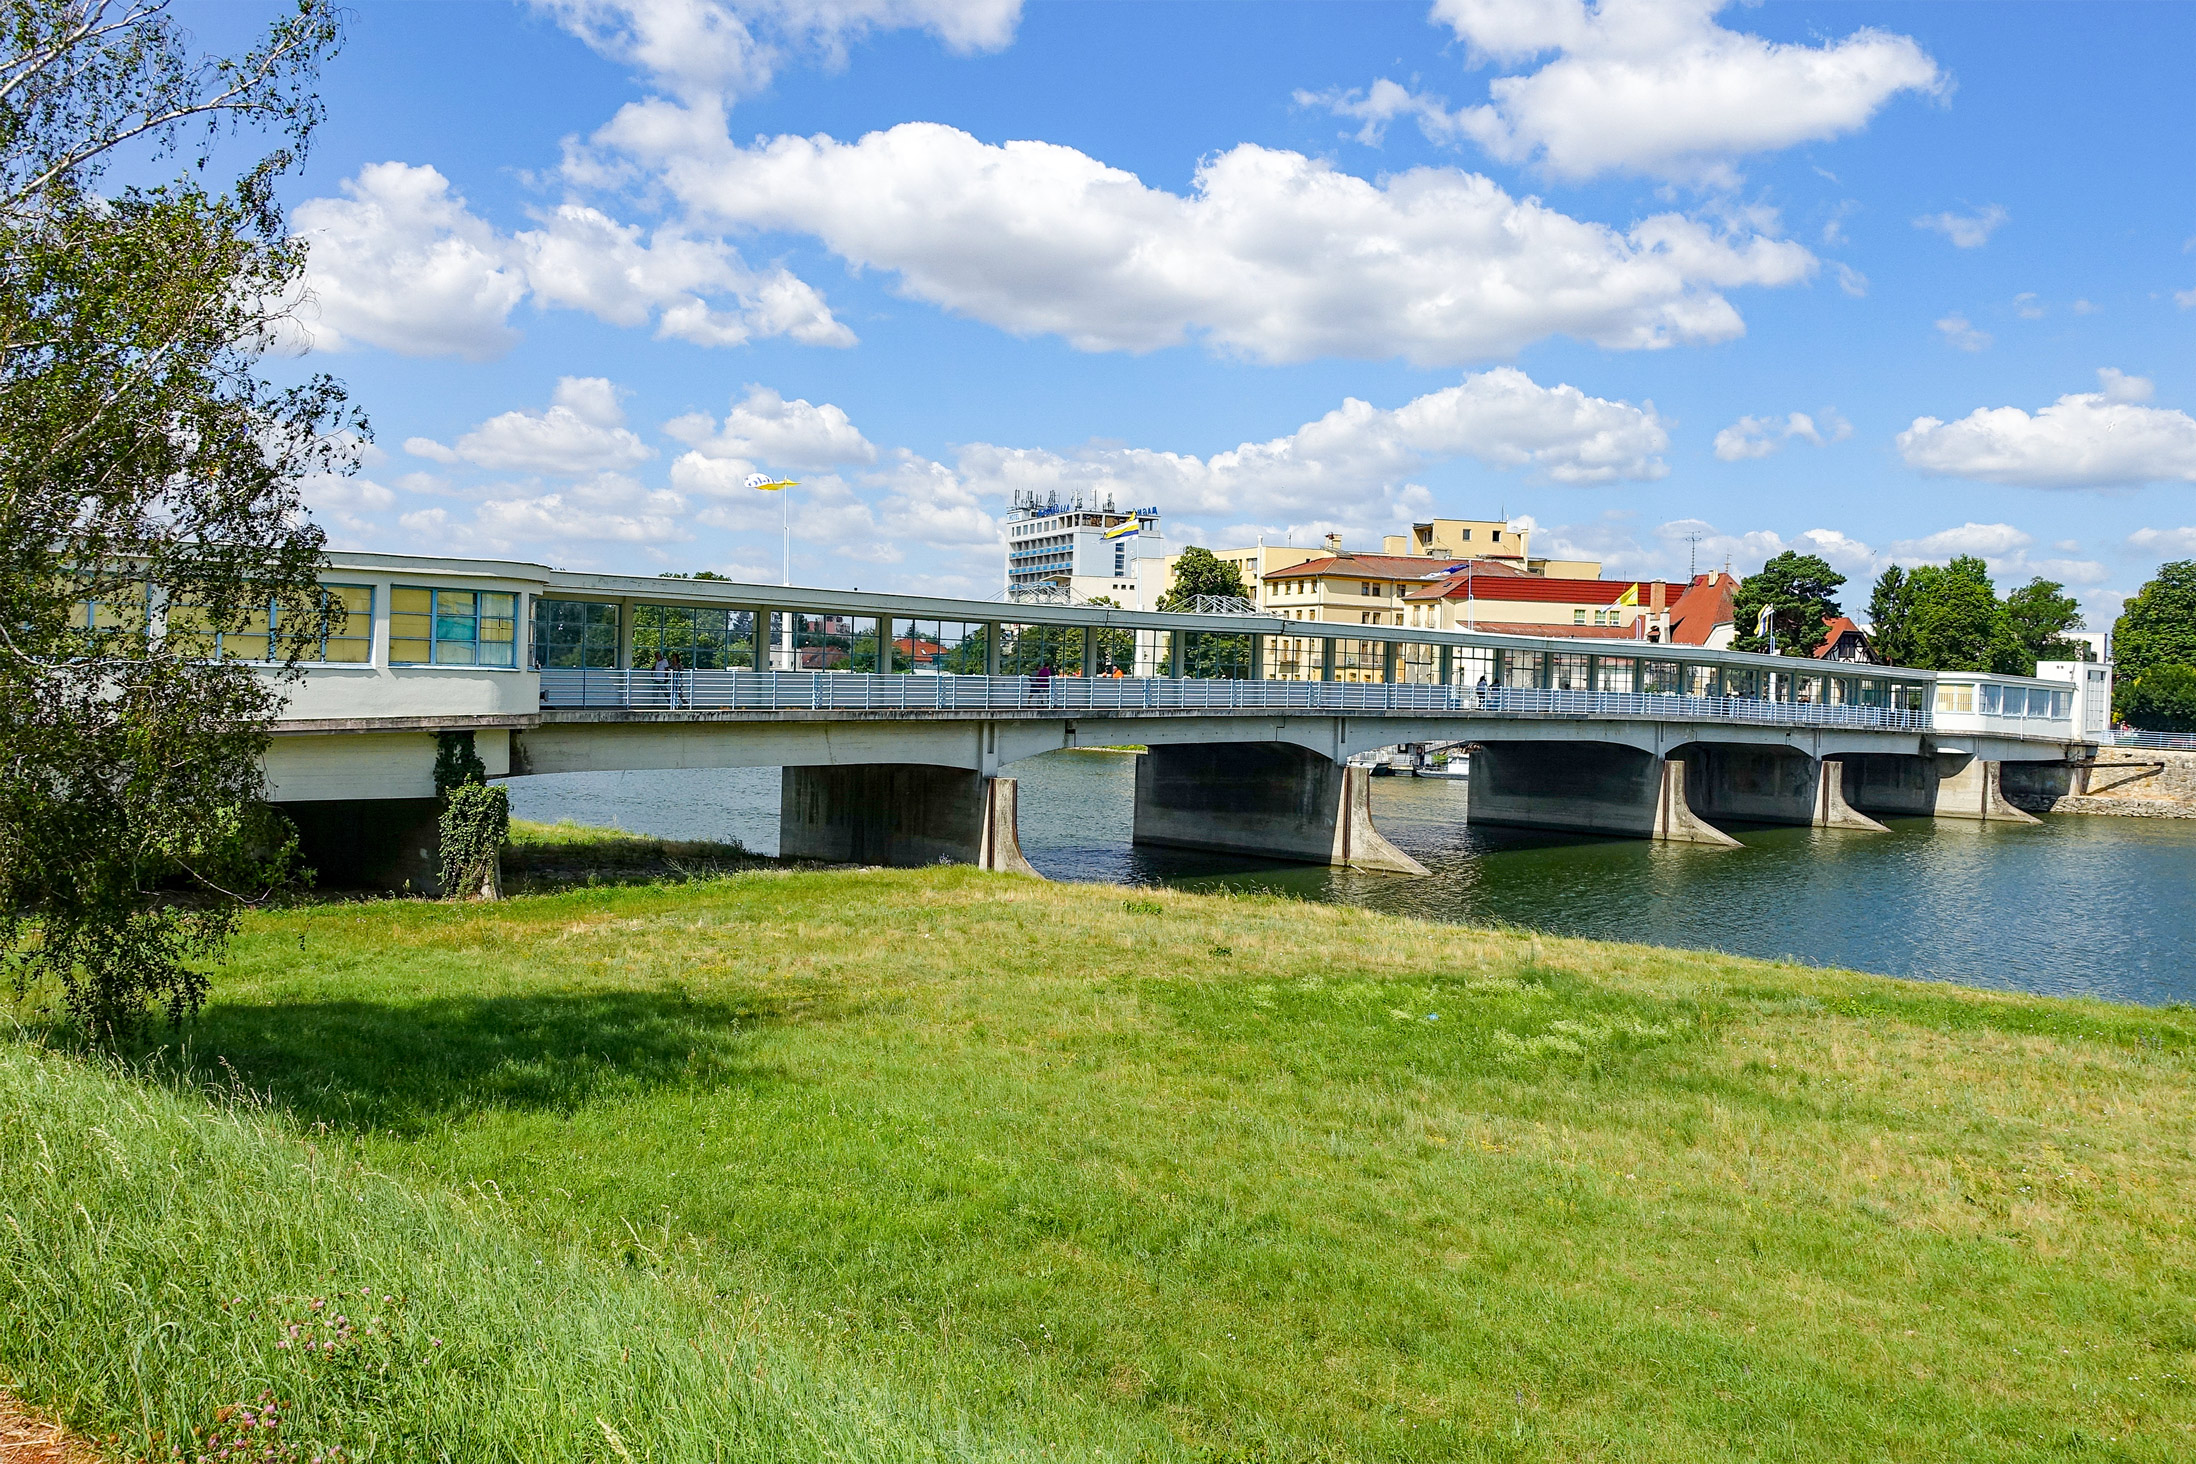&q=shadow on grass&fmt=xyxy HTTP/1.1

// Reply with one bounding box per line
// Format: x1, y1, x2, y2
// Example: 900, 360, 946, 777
151, 987, 798, 1137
